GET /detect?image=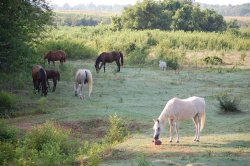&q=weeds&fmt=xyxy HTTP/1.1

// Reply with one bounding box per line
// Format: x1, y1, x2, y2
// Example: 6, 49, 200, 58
217, 93, 241, 113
